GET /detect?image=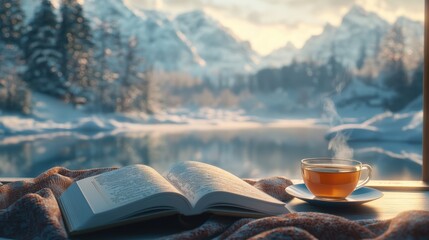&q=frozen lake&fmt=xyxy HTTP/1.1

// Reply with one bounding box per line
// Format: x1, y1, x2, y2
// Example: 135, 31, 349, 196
0, 127, 422, 180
